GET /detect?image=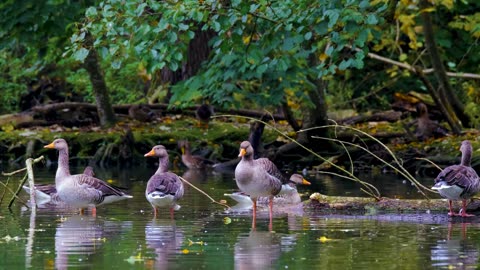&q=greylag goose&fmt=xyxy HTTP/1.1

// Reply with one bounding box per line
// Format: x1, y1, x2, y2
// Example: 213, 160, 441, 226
432, 140, 480, 217
23, 166, 95, 206
178, 140, 213, 169
44, 139, 132, 214
196, 103, 214, 129
415, 102, 448, 141
128, 104, 155, 122
144, 145, 184, 218
235, 141, 283, 228
225, 174, 311, 207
